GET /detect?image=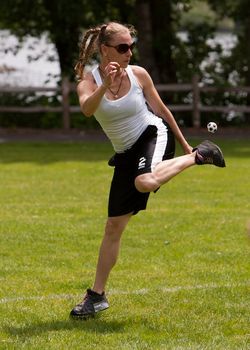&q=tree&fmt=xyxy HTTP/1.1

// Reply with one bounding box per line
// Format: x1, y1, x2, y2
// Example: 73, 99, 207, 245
0, 0, 142, 82
134, 0, 193, 84
207, 0, 250, 122
208, 0, 250, 86
135, 0, 160, 82
0, 0, 196, 85
0, 0, 95, 80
